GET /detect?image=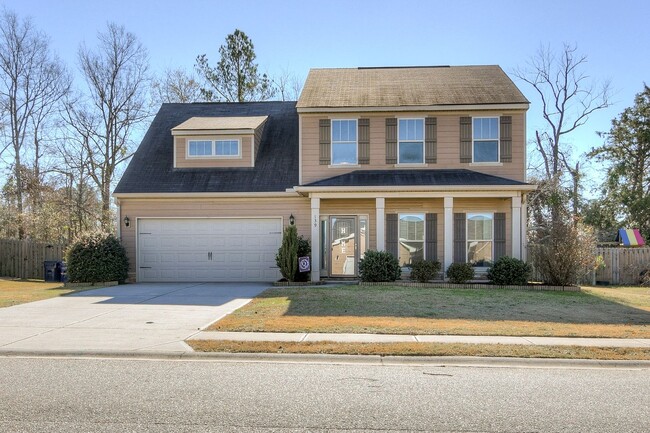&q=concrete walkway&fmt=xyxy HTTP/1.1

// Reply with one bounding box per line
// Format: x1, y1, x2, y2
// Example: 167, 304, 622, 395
0, 283, 267, 354
189, 331, 650, 348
